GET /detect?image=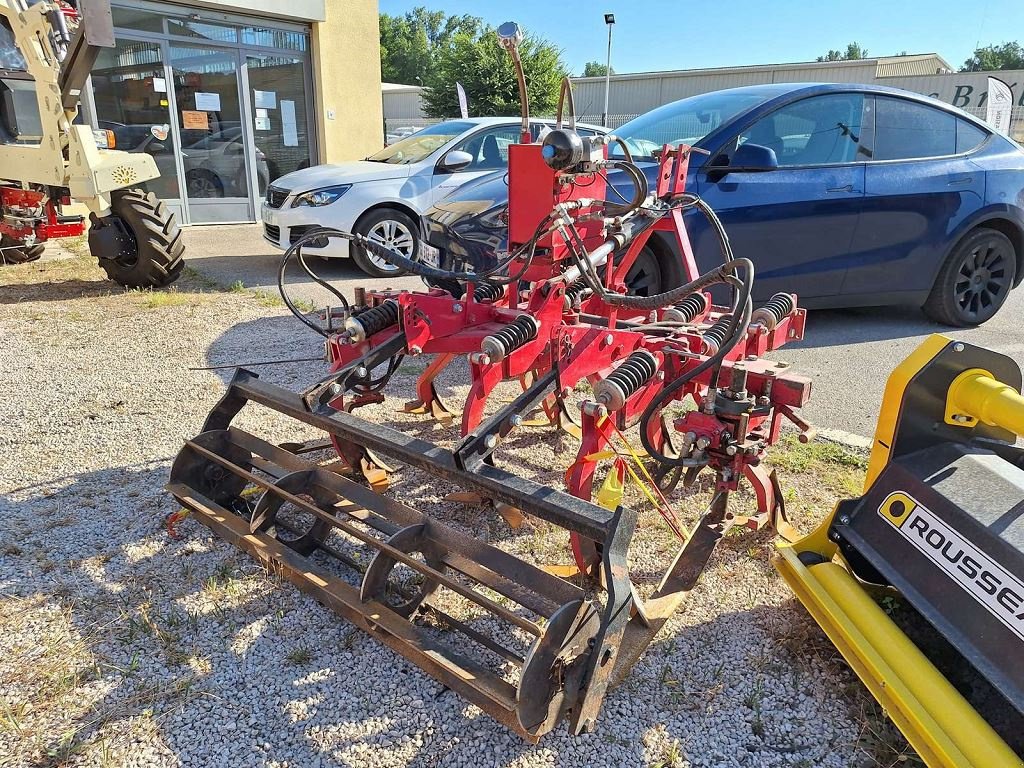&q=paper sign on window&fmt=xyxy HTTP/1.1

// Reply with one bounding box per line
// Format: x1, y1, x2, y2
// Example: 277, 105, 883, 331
254, 90, 277, 109
194, 92, 221, 111
281, 100, 298, 147
182, 110, 209, 130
